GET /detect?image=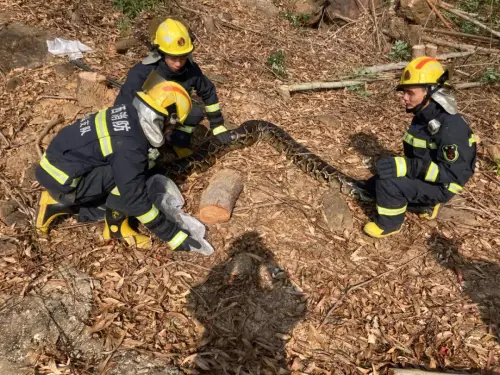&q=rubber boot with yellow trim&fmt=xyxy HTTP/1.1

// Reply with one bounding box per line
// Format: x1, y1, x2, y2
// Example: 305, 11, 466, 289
419, 203, 440, 220
363, 222, 401, 238
103, 208, 151, 249
36, 191, 78, 234
173, 146, 194, 159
